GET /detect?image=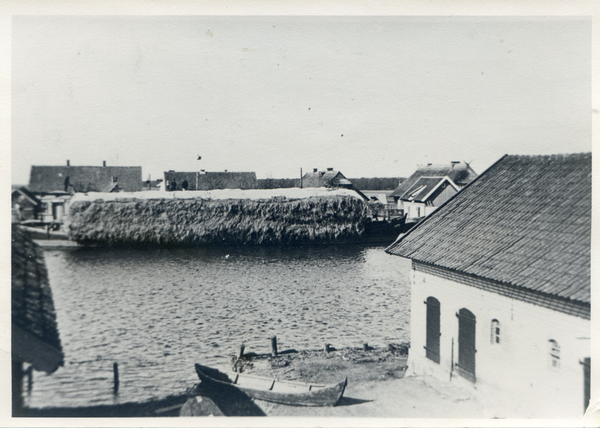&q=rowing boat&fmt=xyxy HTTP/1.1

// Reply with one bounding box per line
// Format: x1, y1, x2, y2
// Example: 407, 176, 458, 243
194, 363, 347, 407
